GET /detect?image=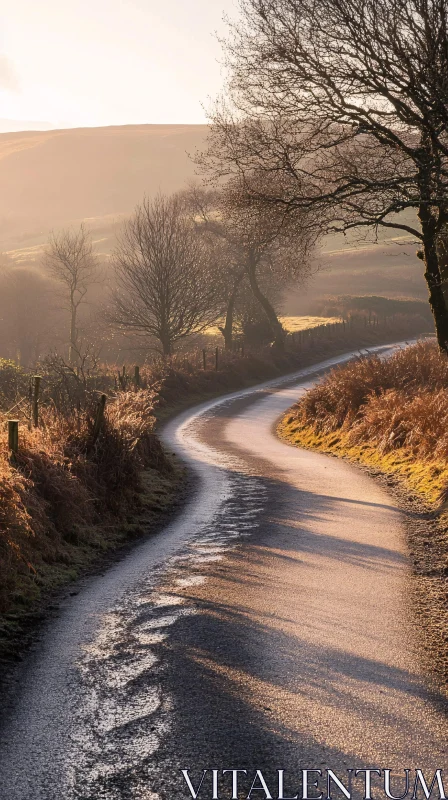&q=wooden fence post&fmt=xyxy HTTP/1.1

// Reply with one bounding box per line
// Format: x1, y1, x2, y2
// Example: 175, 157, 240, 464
202, 349, 207, 370
8, 420, 19, 454
33, 375, 42, 428
134, 365, 140, 389
91, 394, 107, 448
76, 400, 82, 433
